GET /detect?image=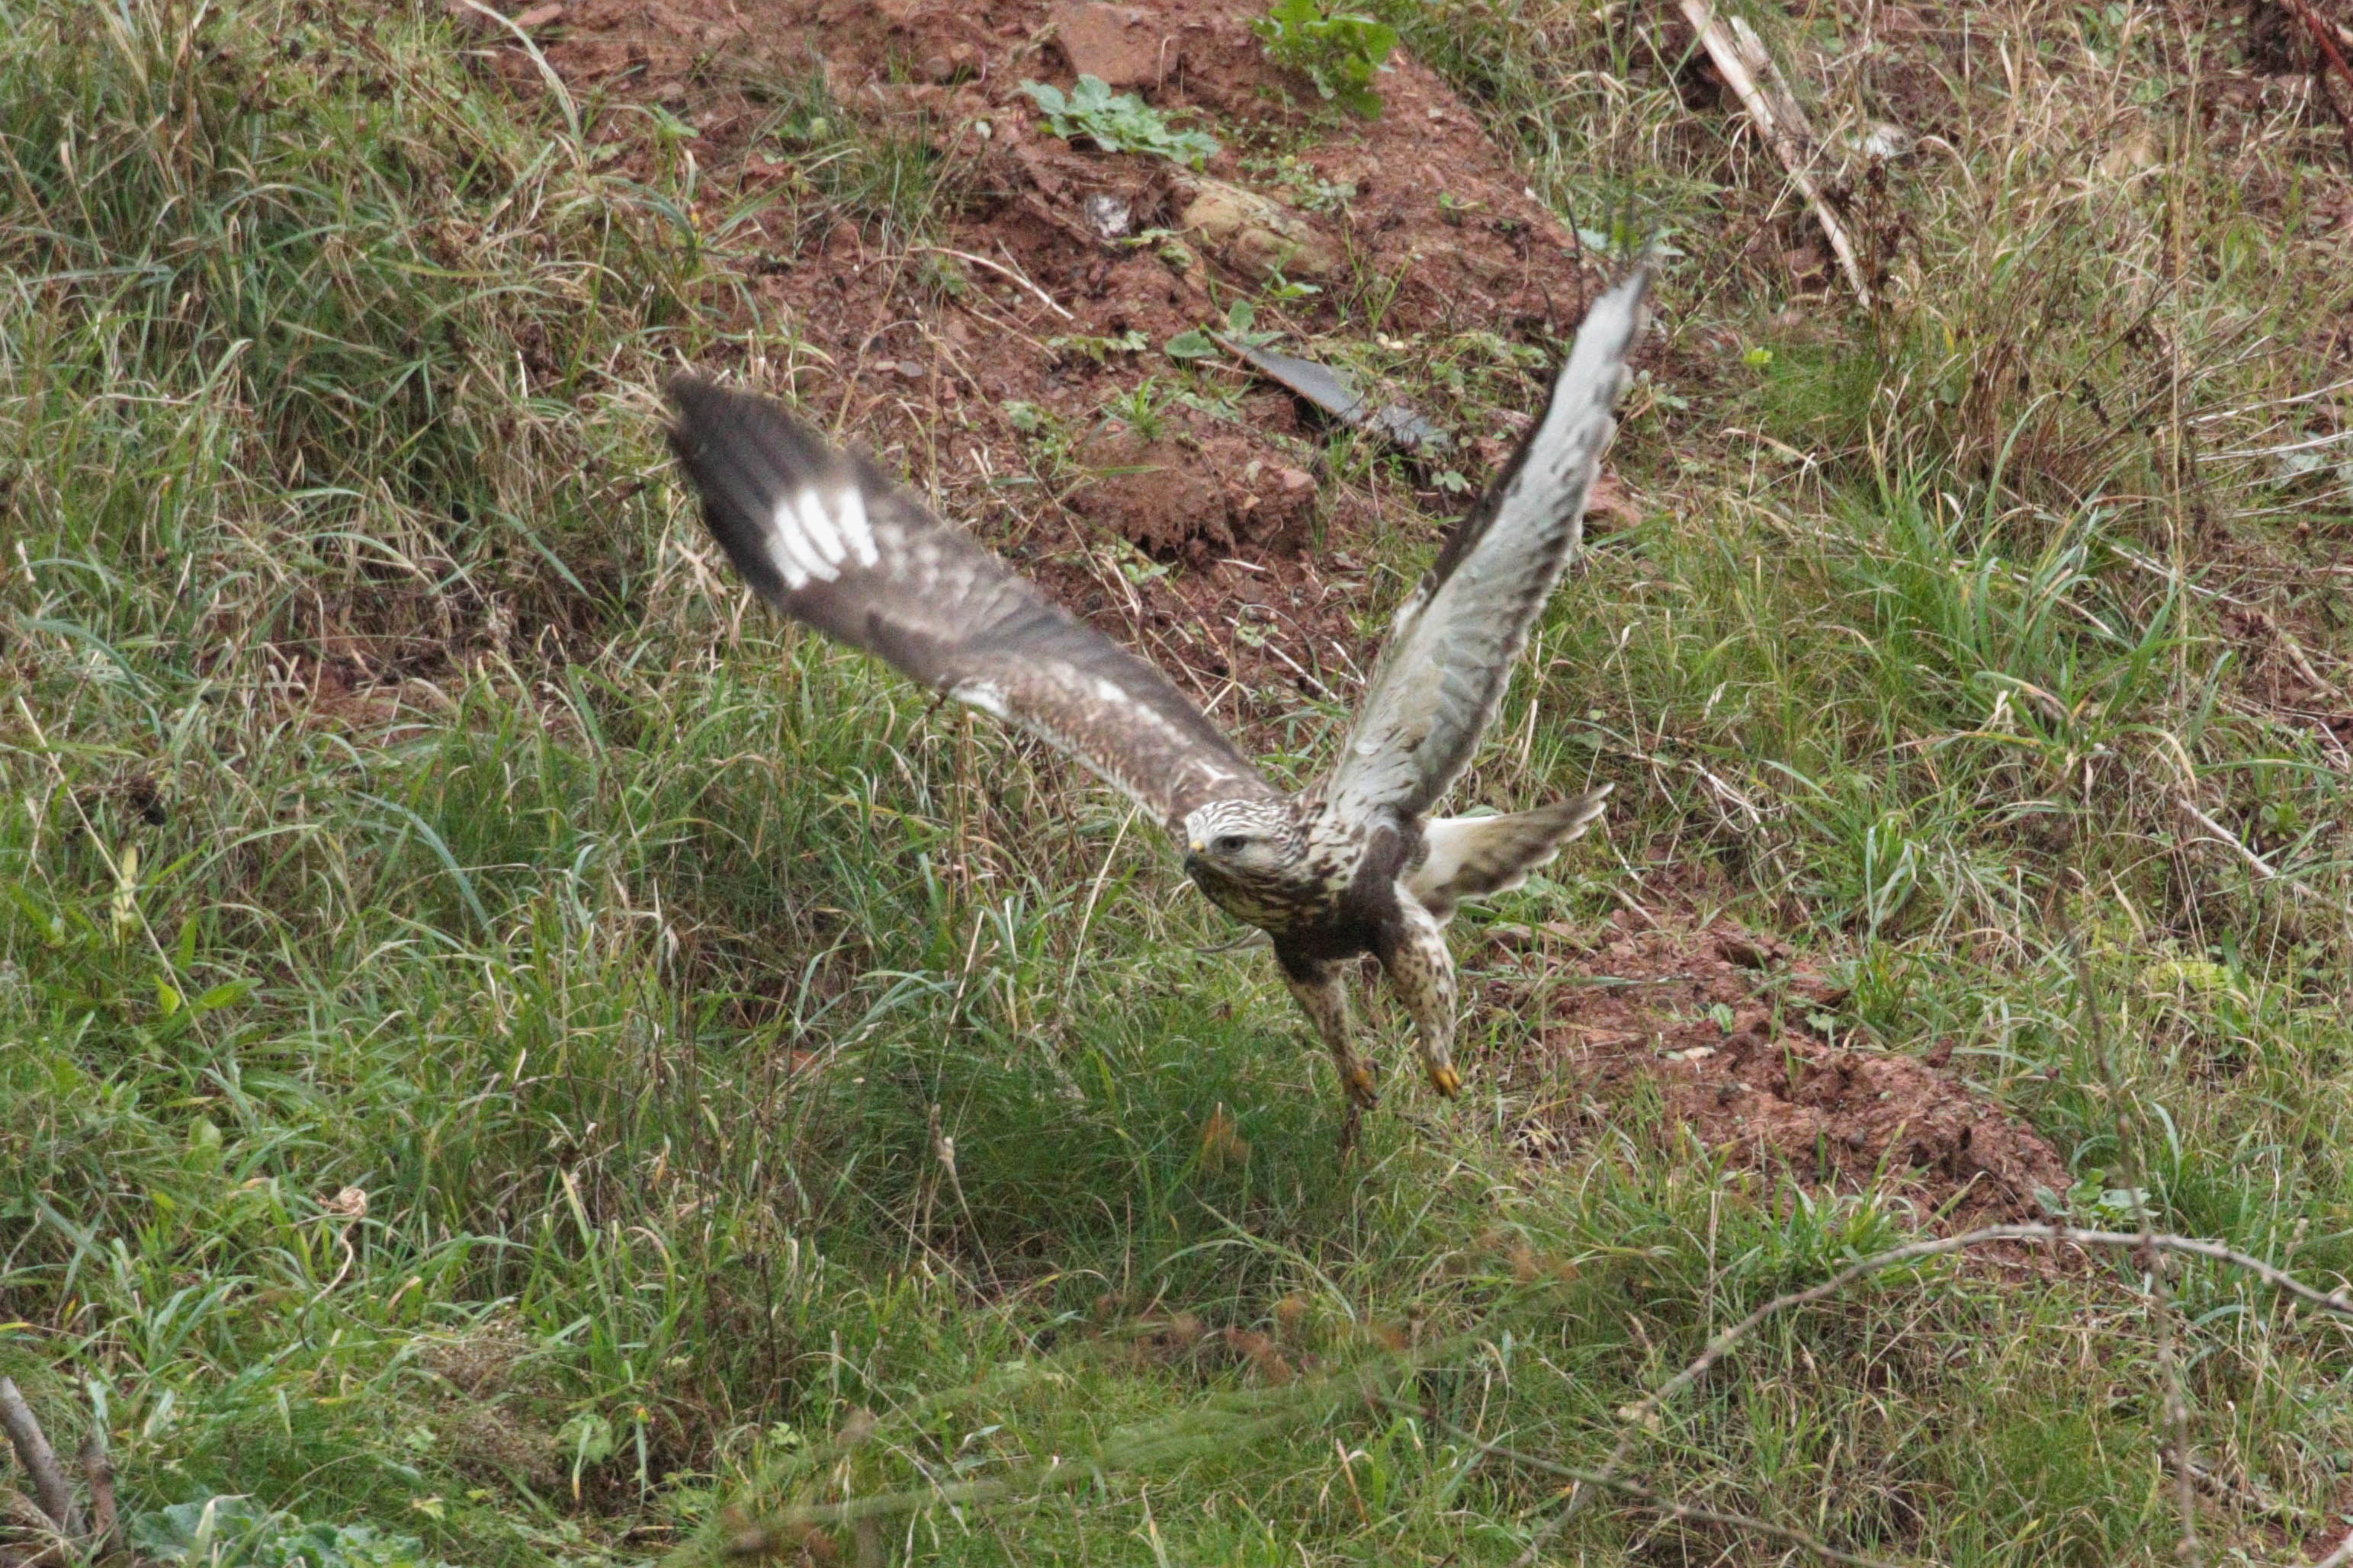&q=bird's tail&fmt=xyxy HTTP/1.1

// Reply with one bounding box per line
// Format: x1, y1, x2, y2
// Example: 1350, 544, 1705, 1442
1404, 787, 1613, 922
